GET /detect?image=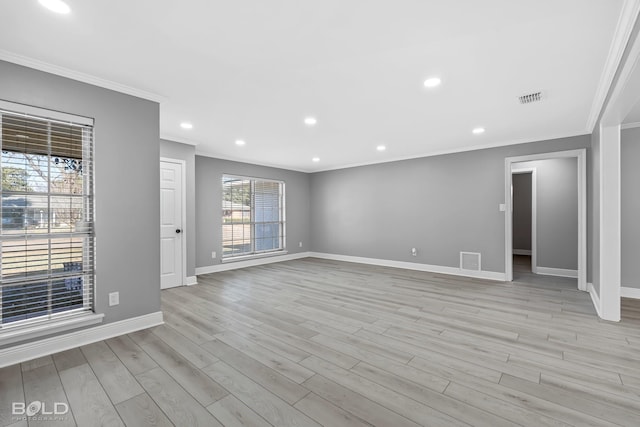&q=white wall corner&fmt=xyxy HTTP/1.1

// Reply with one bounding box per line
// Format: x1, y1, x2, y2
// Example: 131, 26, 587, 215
0, 311, 163, 368
185, 276, 198, 286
